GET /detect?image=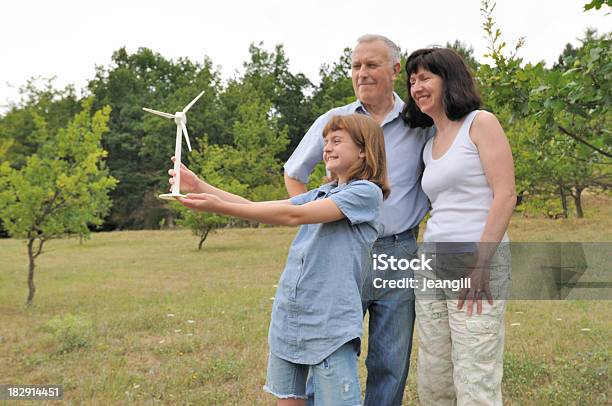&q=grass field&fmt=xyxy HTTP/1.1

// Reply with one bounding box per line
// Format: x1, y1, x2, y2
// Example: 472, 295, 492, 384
0, 195, 610, 405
